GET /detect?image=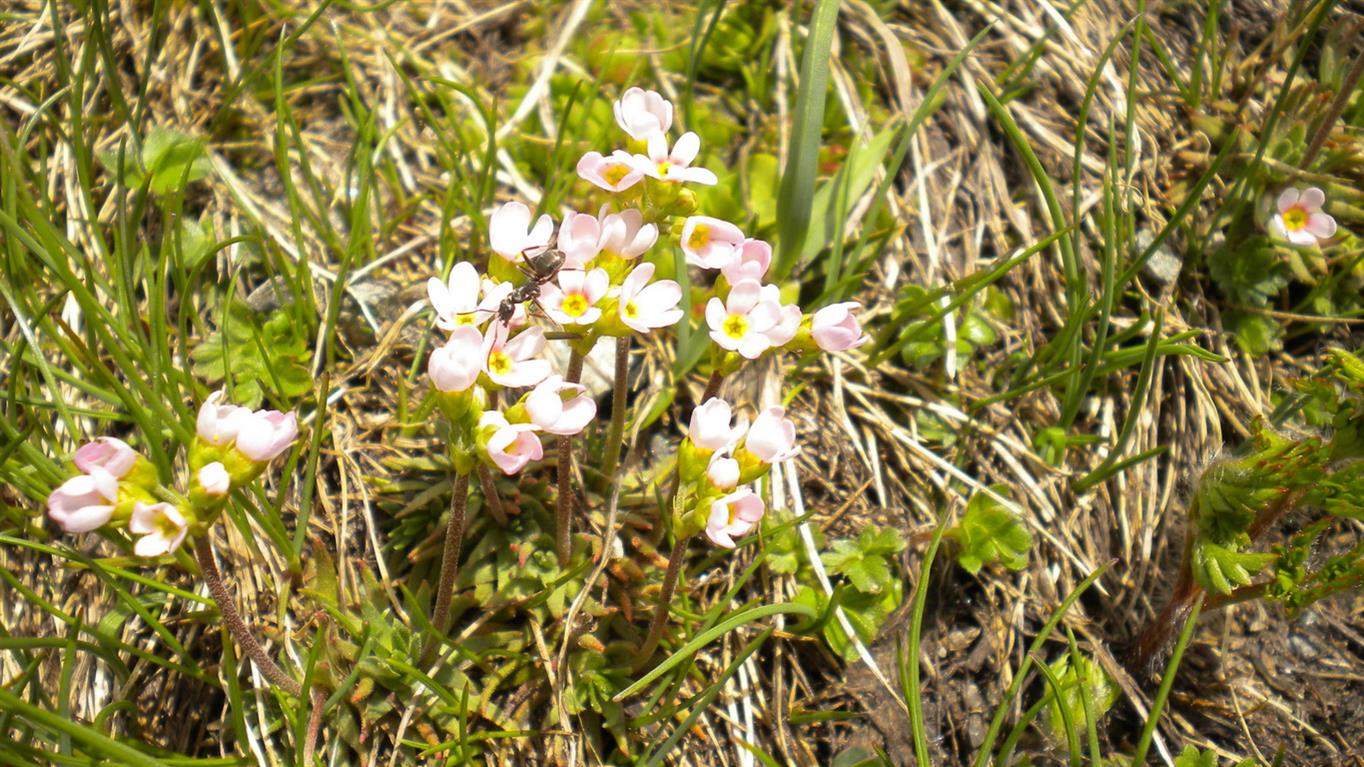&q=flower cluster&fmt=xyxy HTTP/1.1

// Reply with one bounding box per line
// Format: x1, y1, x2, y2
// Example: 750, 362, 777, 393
672, 399, 799, 548
45, 393, 297, 557
576, 87, 869, 369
